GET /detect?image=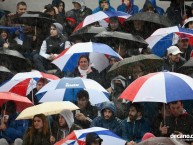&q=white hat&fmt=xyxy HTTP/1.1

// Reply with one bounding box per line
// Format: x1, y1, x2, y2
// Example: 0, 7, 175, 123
167, 46, 182, 55
72, 0, 85, 7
